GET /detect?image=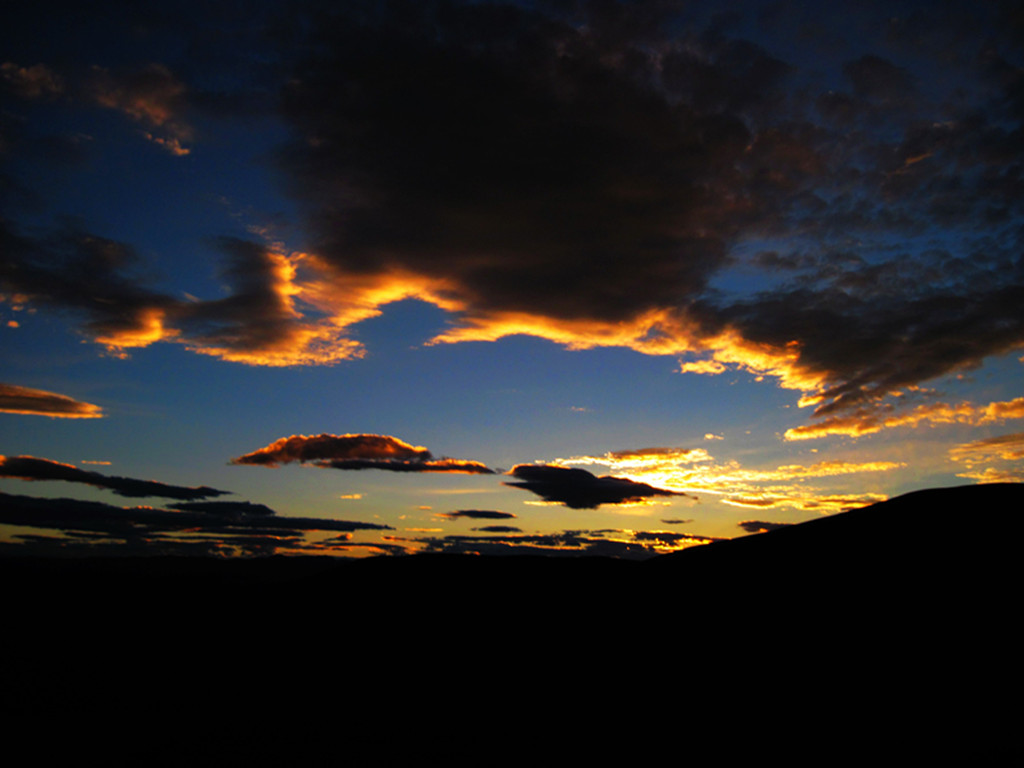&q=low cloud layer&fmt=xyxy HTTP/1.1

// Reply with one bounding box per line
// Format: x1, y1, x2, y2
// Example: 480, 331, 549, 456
0, 383, 103, 418
231, 433, 493, 474
407, 527, 717, 559
0, 490, 394, 557
0, 455, 229, 500
505, 464, 687, 509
